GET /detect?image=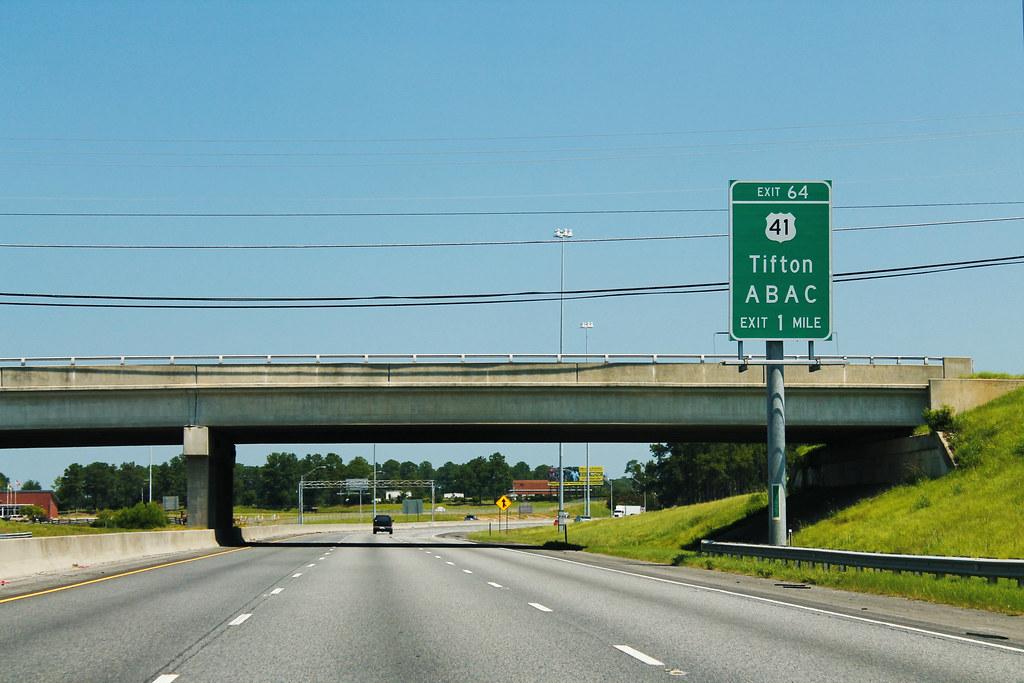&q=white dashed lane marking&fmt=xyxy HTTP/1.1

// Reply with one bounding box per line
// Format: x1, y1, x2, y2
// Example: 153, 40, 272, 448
614, 645, 664, 666
151, 676, 179, 683
229, 614, 252, 627
487, 582, 504, 588
528, 603, 553, 612
445, 561, 455, 566
306, 563, 316, 568
292, 573, 303, 578
270, 588, 283, 595
462, 569, 473, 574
